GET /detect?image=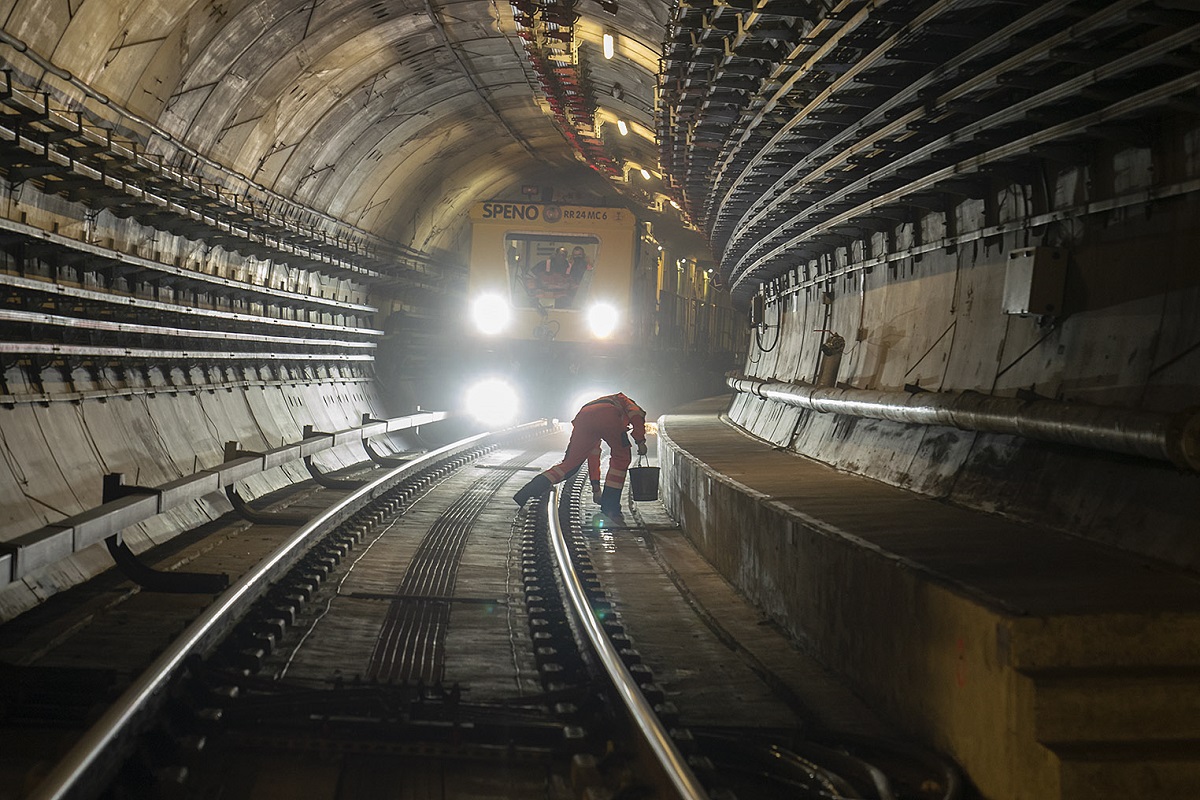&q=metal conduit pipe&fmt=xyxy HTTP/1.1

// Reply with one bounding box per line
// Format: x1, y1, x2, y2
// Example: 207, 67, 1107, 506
727, 375, 1200, 472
